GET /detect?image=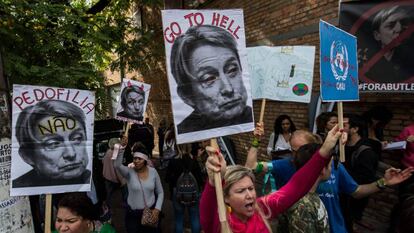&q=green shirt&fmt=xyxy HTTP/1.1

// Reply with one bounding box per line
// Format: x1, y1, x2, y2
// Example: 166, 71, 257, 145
279, 192, 330, 233
52, 222, 116, 233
